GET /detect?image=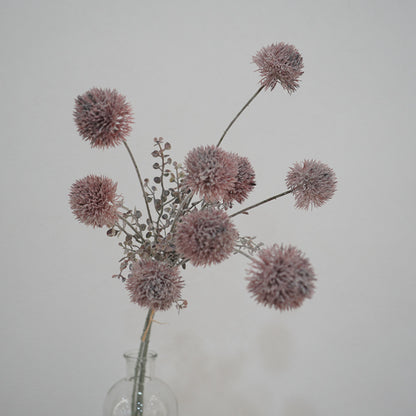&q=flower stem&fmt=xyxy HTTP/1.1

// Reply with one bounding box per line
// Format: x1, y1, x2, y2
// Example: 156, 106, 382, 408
229, 189, 293, 218
131, 308, 155, 416
216, 85, 264, 147
123, 141, 154, 224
